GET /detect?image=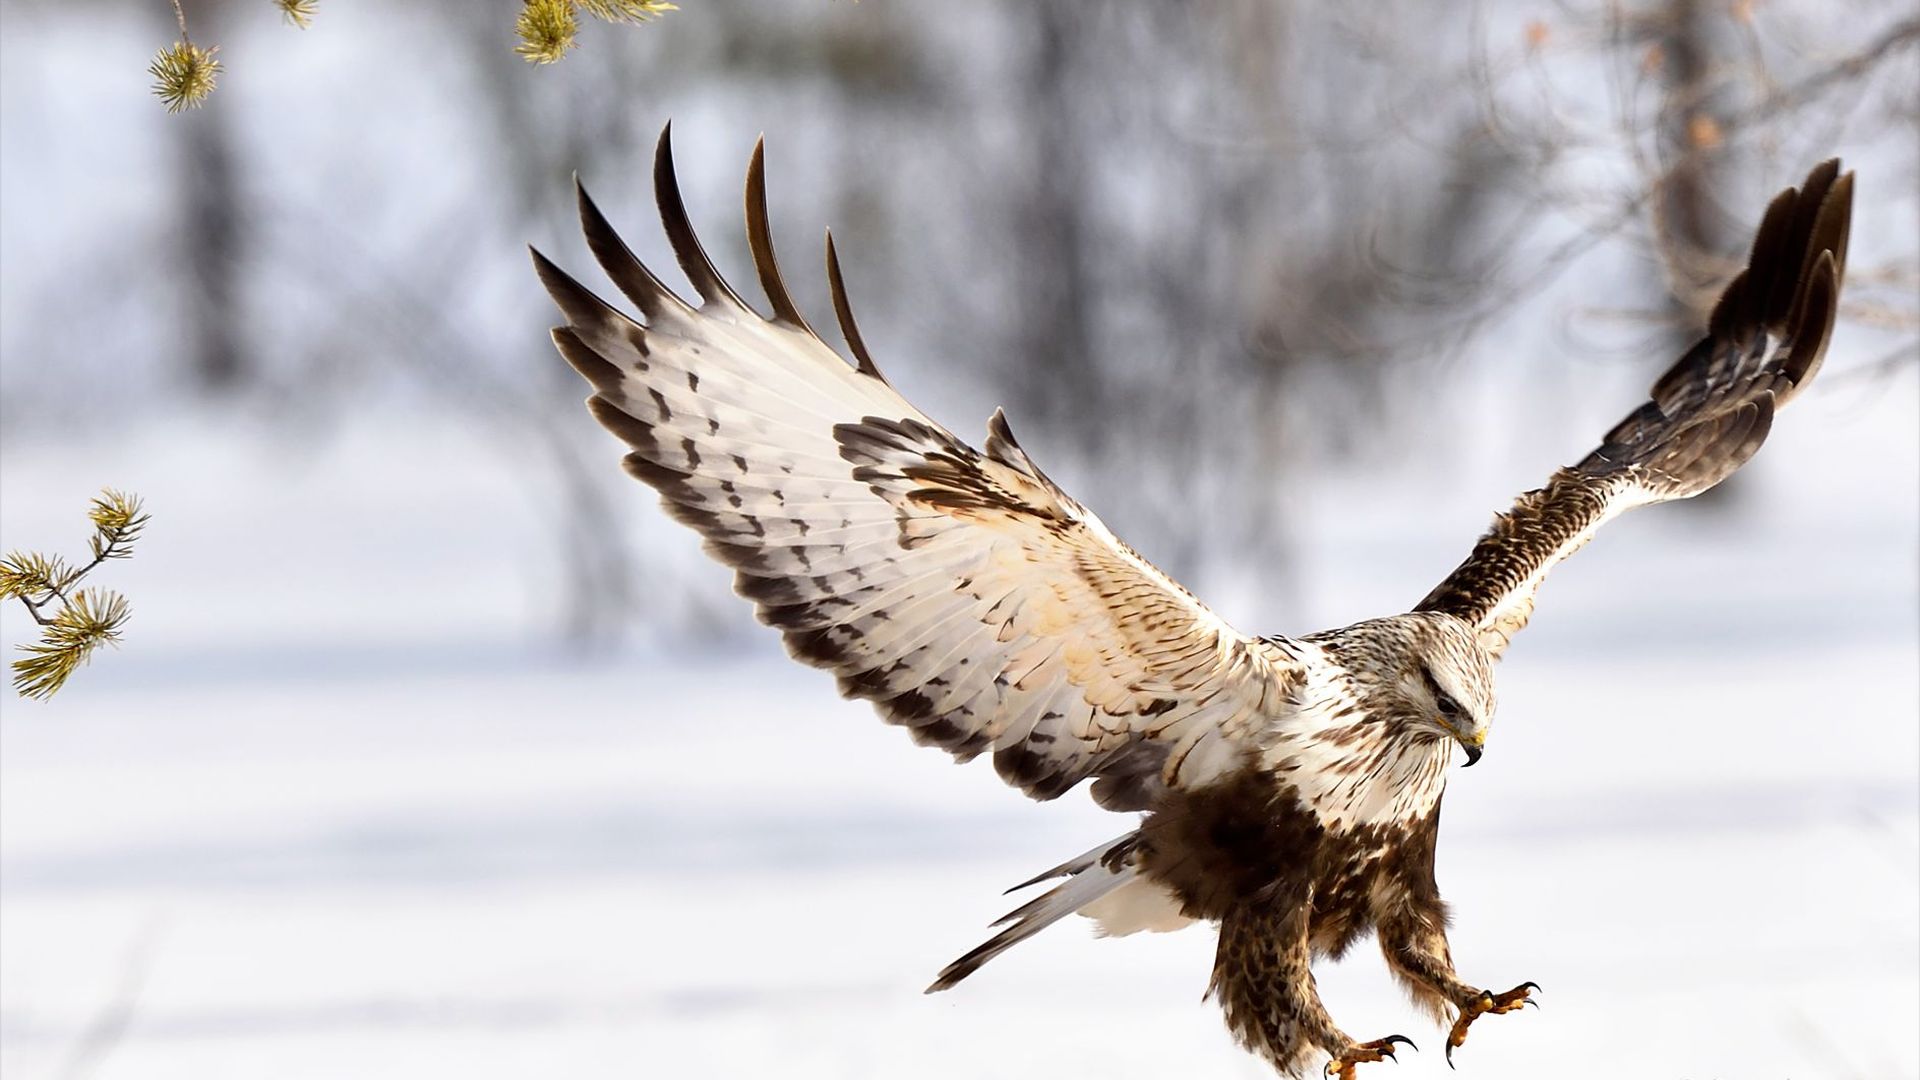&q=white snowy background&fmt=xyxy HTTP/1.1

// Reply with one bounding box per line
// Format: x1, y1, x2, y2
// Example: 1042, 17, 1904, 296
2, 4, 1916, 1080
5, 394, 1913, 1080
